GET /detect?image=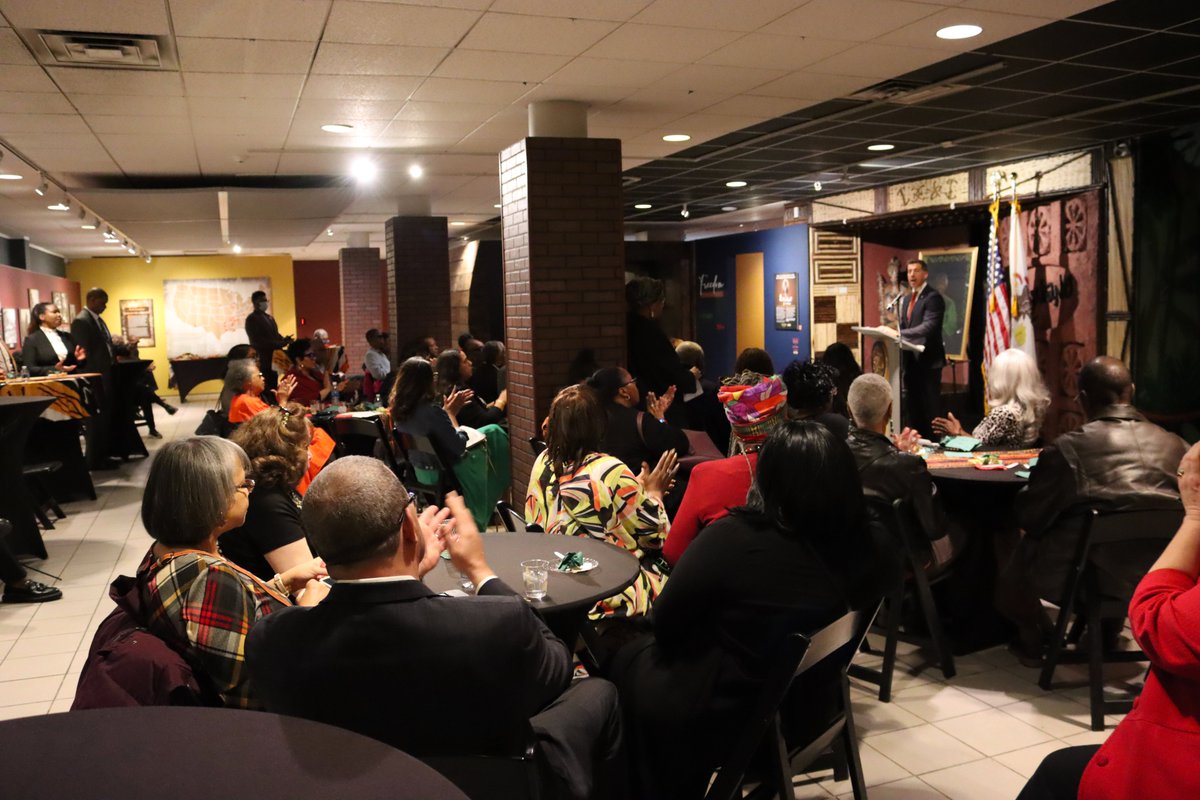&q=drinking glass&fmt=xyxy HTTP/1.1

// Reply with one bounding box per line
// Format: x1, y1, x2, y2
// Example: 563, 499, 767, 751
521, 559, 551, 600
